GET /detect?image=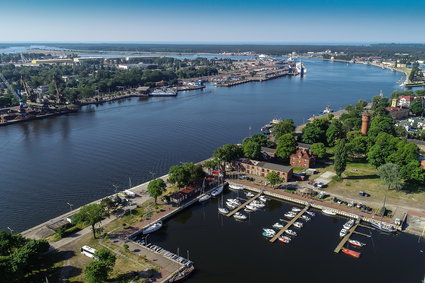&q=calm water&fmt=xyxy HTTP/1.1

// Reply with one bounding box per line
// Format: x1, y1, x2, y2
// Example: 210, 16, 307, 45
147, 191, 425, 283
0, 58, 404, 232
